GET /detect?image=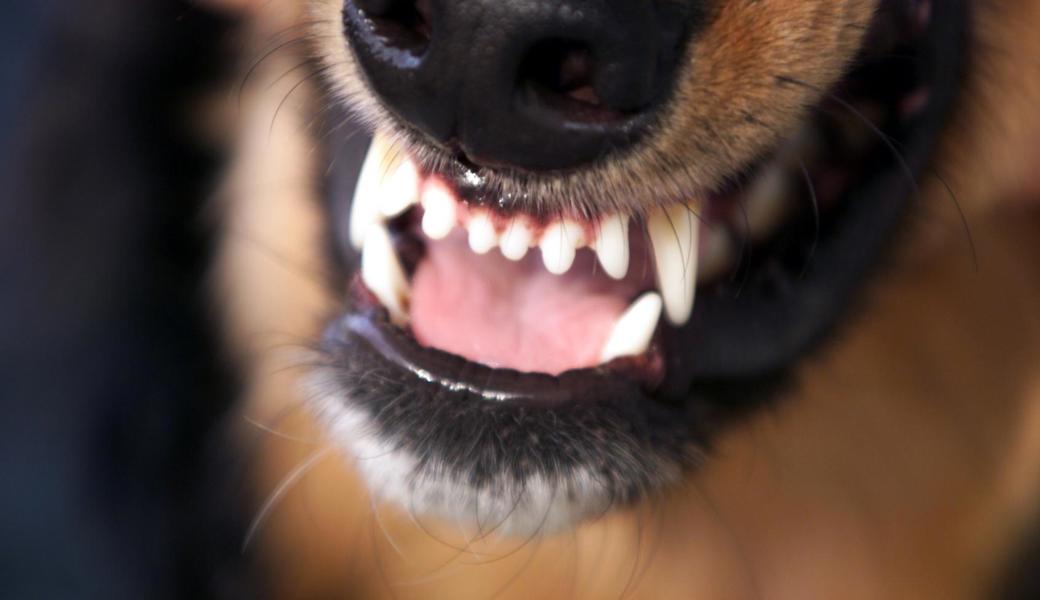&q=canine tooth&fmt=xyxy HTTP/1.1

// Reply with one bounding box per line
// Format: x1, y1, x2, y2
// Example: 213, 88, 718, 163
500, 219, 533, 261
380, 159, 420, 218
648, 203, 700, 325
350, 136, 395, 249
467, 212, 498, 254
539, 220, 582, 275
592, 213, 630, 279
361, 224, 410, 325
420, 181, 457, 240
599, 292, 663, 363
